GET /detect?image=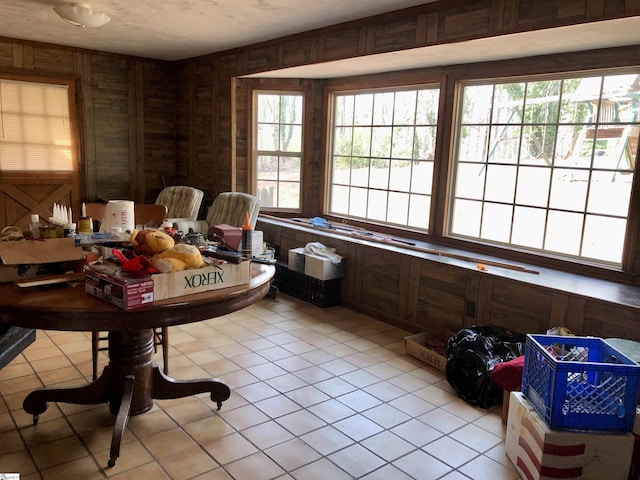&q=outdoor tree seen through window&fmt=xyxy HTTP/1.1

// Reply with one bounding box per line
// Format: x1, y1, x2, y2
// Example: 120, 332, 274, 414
450, 71, 640, 265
